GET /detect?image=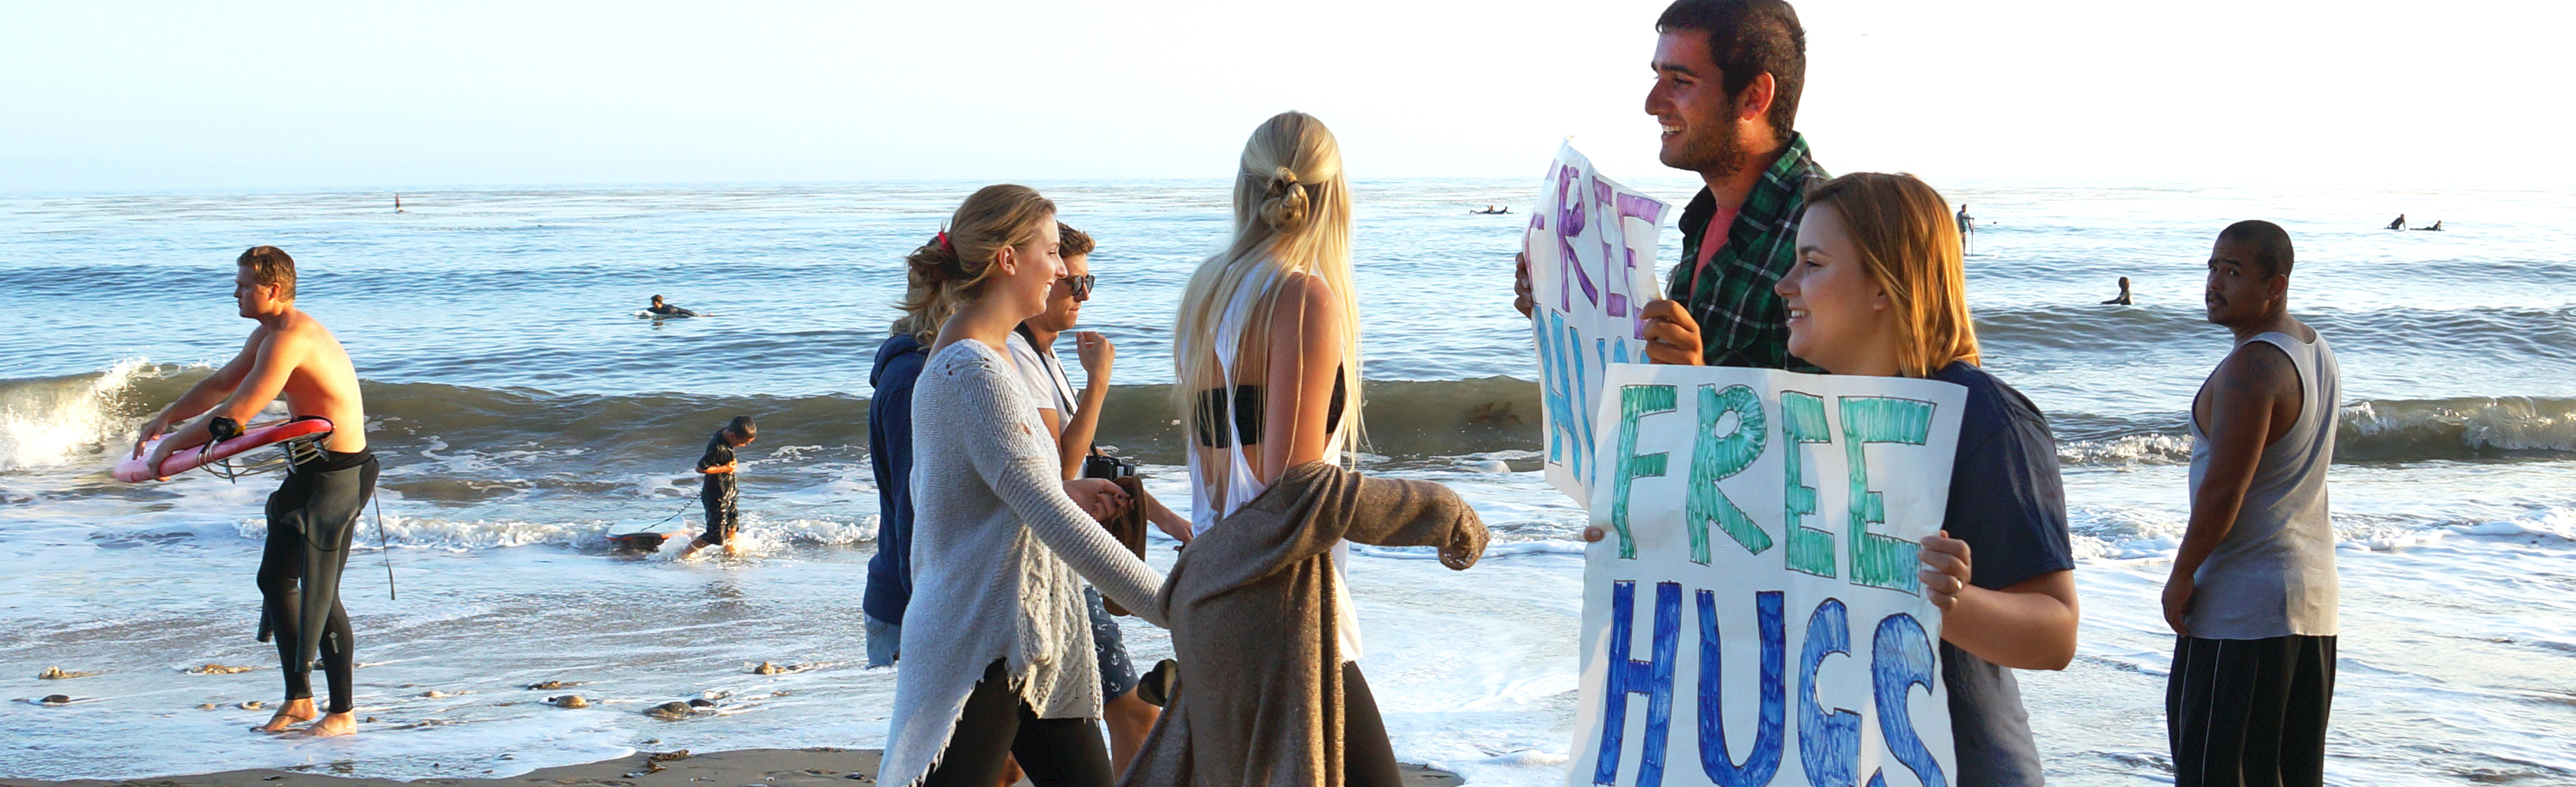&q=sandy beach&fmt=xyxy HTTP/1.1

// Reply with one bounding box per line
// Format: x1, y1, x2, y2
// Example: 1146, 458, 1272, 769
0, 748, 1464, 787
